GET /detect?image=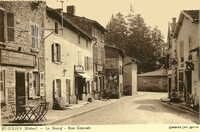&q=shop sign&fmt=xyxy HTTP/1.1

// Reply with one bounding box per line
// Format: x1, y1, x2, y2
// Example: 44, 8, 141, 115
0, 49, 36, 67
74, 65, 84, 73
